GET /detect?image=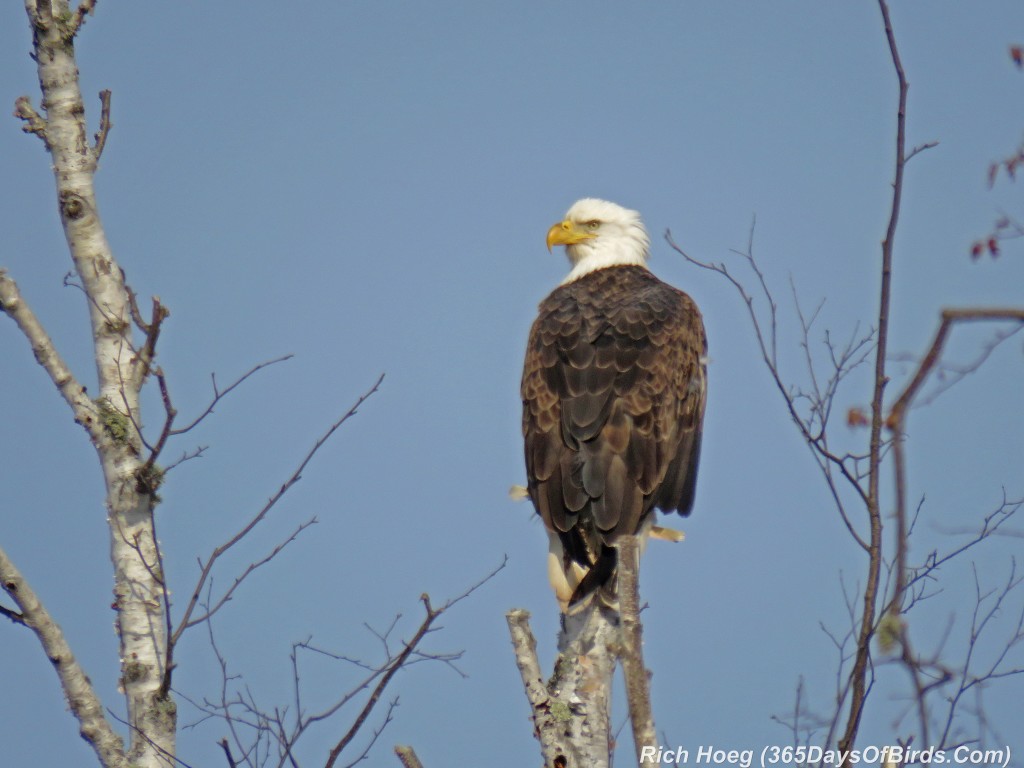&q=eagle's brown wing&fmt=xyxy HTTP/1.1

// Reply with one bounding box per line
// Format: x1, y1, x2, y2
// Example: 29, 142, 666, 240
522, 266, 706, 610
